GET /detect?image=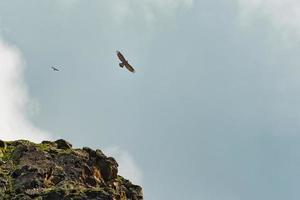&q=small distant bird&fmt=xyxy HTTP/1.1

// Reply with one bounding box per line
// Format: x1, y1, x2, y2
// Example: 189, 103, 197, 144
116, 51, 135, 73
51, 67, 60, 71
